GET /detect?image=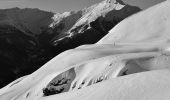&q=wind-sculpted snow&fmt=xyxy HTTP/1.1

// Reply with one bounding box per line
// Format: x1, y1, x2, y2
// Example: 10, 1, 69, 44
0, 43, 170, 100
1, 0, 170, 100
41, 69, 170, 100
0, 0, 140, 88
